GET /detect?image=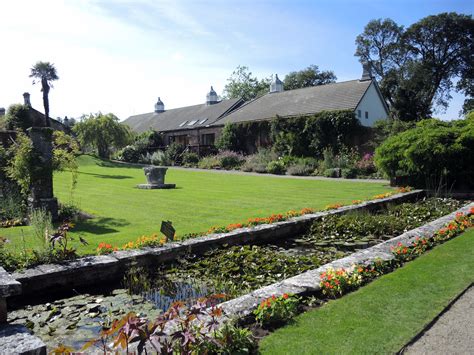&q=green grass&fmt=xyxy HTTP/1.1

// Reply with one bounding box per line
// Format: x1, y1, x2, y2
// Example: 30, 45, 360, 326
259, 228, 474, 354
2, 155, 391, 254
